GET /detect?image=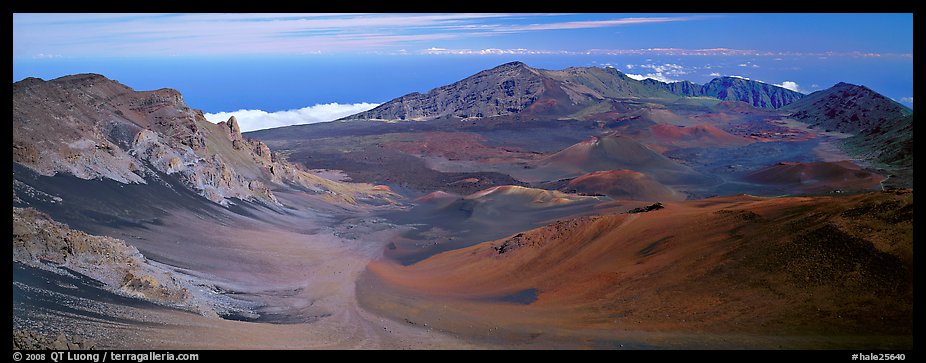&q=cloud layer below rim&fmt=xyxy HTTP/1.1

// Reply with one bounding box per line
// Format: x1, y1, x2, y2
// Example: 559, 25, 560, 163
204, 103, 380, 132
